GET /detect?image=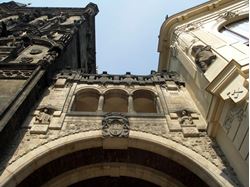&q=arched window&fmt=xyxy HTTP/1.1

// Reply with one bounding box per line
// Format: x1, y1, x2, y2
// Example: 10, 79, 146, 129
220, 18, 249, 45
133, 90, 157, 113
103, 89, 128, 113
71, 89, 99, 112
